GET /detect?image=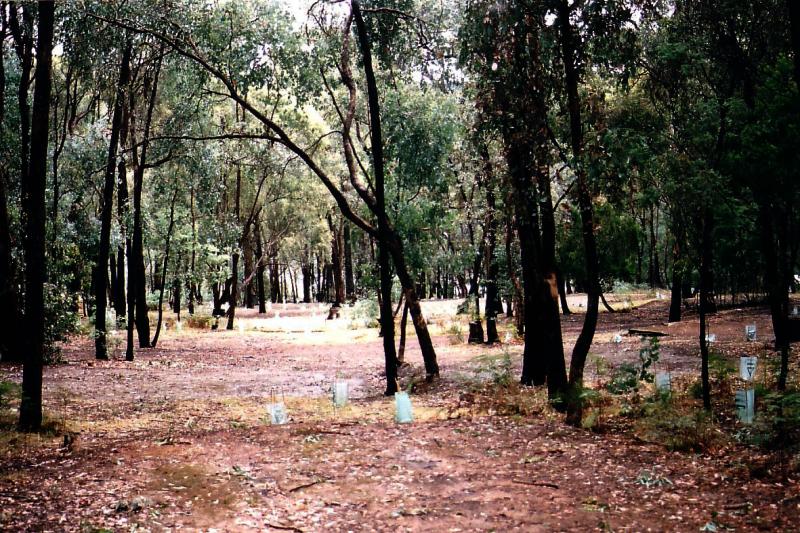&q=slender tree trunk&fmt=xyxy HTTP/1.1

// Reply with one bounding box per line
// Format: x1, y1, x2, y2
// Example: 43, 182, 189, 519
226, 253, 239, 330
327, 214, 345, 306
344, 222, 355, 300
557, 269, 571, 315
353, 1, 401, 393
255, 218, 267, 313
129, 51, 164, 348
699, 210, 712, 409
505, 214, 525, 335
188, 185, 197, 314
398, 300, 409, 364
95, 39, 131, 360
557, 0, 601, 424
758, 205, 791, 390
18, 1, 54, 431
669, 243, 682, 322
151, 187, 178, 348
